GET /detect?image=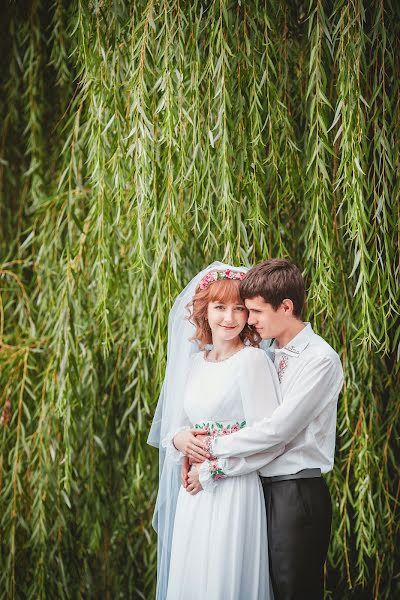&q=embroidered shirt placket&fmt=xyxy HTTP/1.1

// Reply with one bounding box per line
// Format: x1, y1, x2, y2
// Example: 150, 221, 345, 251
277, 354, 289, 383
